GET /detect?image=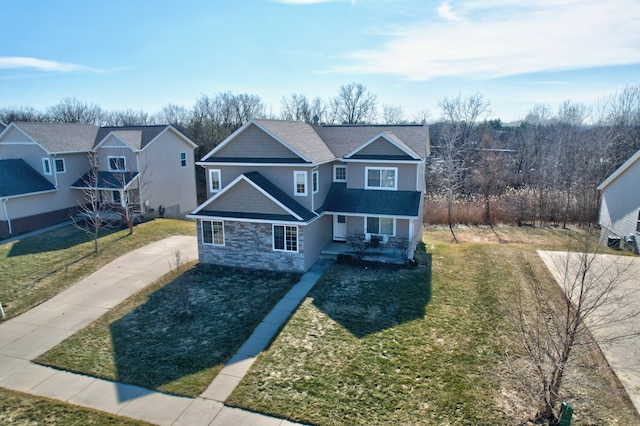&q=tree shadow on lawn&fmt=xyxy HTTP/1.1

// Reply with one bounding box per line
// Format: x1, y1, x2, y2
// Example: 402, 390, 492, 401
108, 265, 301, 400
312, 250, 432, 338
